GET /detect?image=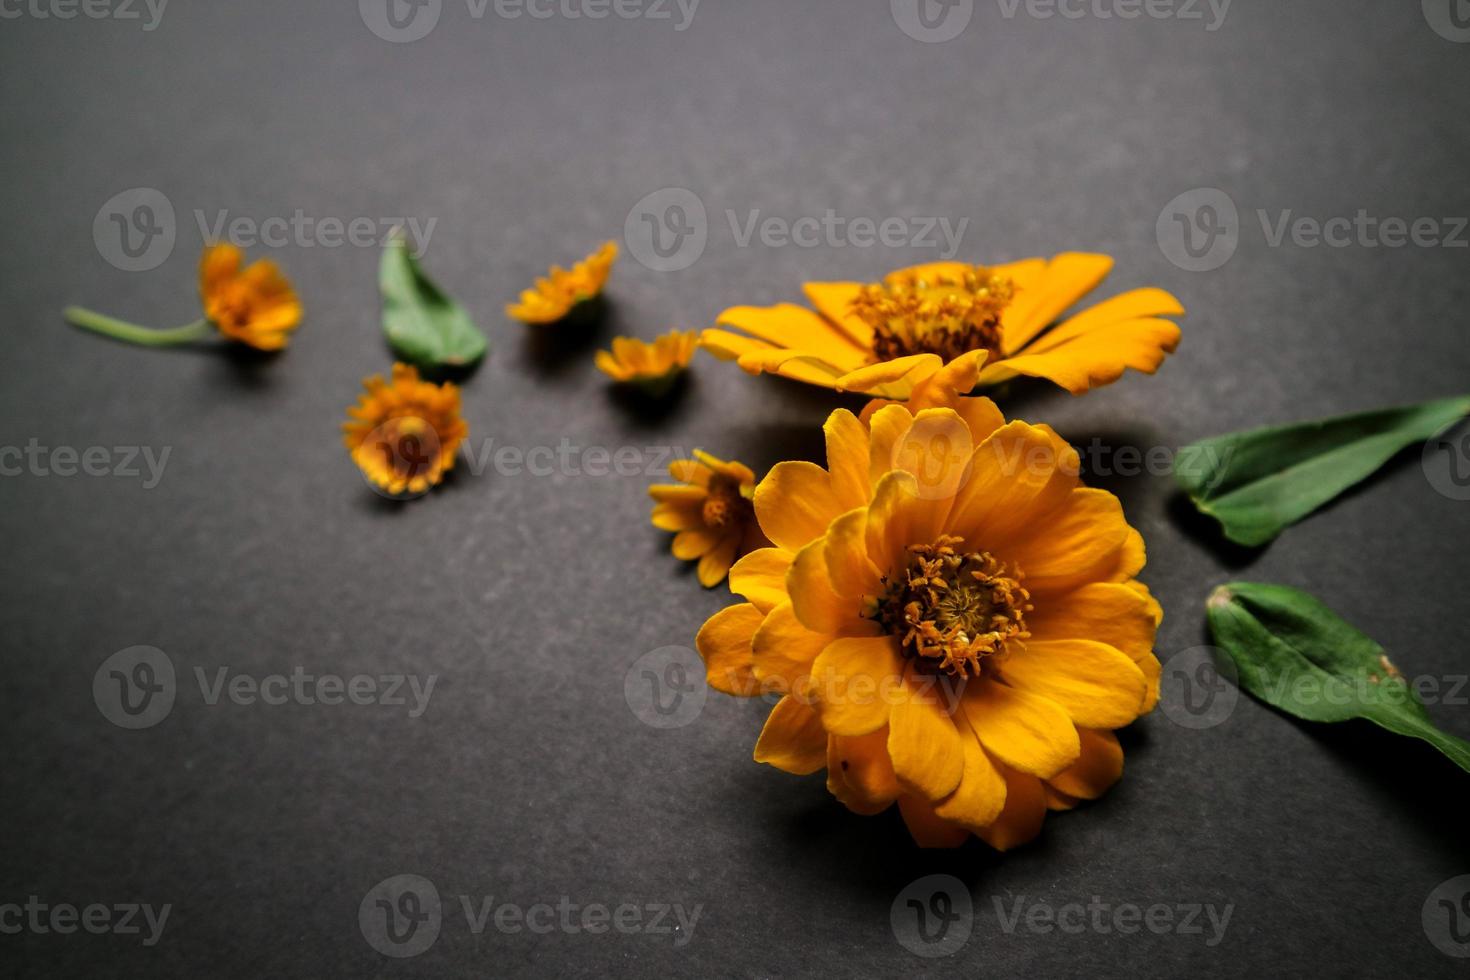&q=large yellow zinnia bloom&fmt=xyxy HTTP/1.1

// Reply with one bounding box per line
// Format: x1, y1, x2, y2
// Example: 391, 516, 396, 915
700, 253, 1183, 399
695, 358, 1161, 849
